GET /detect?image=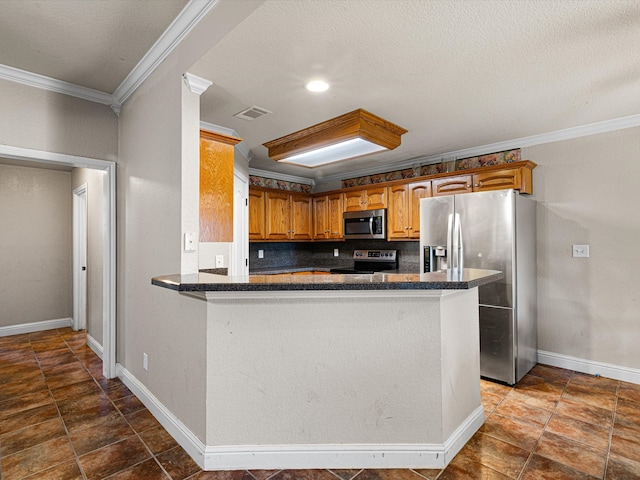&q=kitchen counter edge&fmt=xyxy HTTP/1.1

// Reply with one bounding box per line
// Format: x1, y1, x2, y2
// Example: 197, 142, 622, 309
151, 269, 503, 292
